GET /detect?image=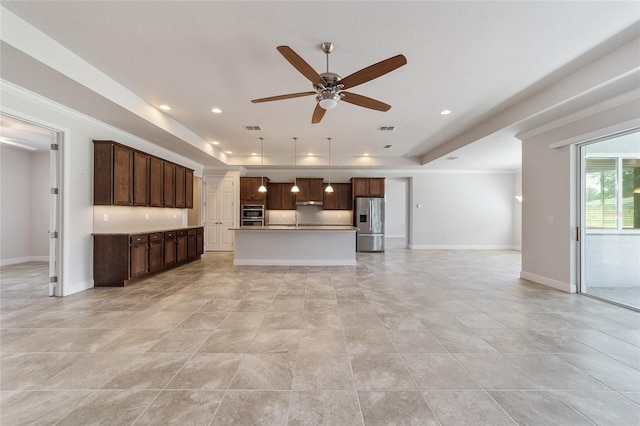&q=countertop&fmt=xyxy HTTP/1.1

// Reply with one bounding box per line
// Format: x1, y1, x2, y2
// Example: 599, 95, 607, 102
92, 225, 202, 236
231, 225, 357, 231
